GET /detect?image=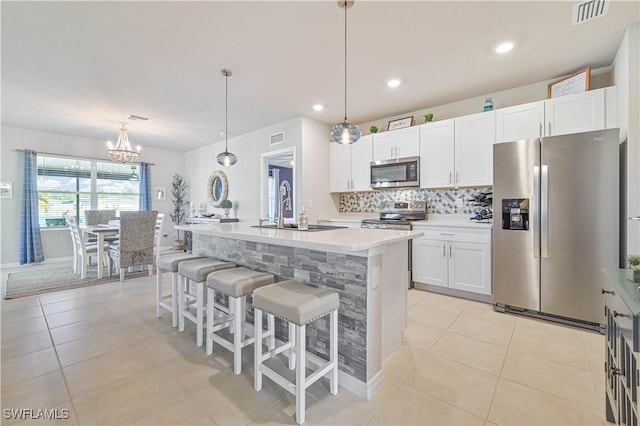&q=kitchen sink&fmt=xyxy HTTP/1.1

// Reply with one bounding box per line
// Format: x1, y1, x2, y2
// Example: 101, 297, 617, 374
251, 224, 347, 232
